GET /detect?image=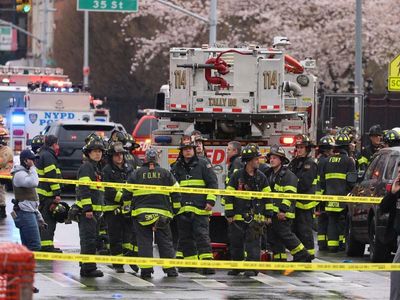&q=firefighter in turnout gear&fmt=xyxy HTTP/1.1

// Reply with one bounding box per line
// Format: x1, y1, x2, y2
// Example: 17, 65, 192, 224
264, 145, 311, 262
357, 124, 383, 171
171, 140, 218, 274
225, 144, 273, 277
0, 128, 13, 219
222, 141, 243, 206
76, 134, 106, 277
110, 130, 142, 169
320, 133, 356, 252
102, 142, 138, 273
35, 135, 63, 252
122, 148, 181, 279
31, 134, 44, 154
316, 135, 335, 251
383, 129, 400, 148
288, 135, 318, 259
